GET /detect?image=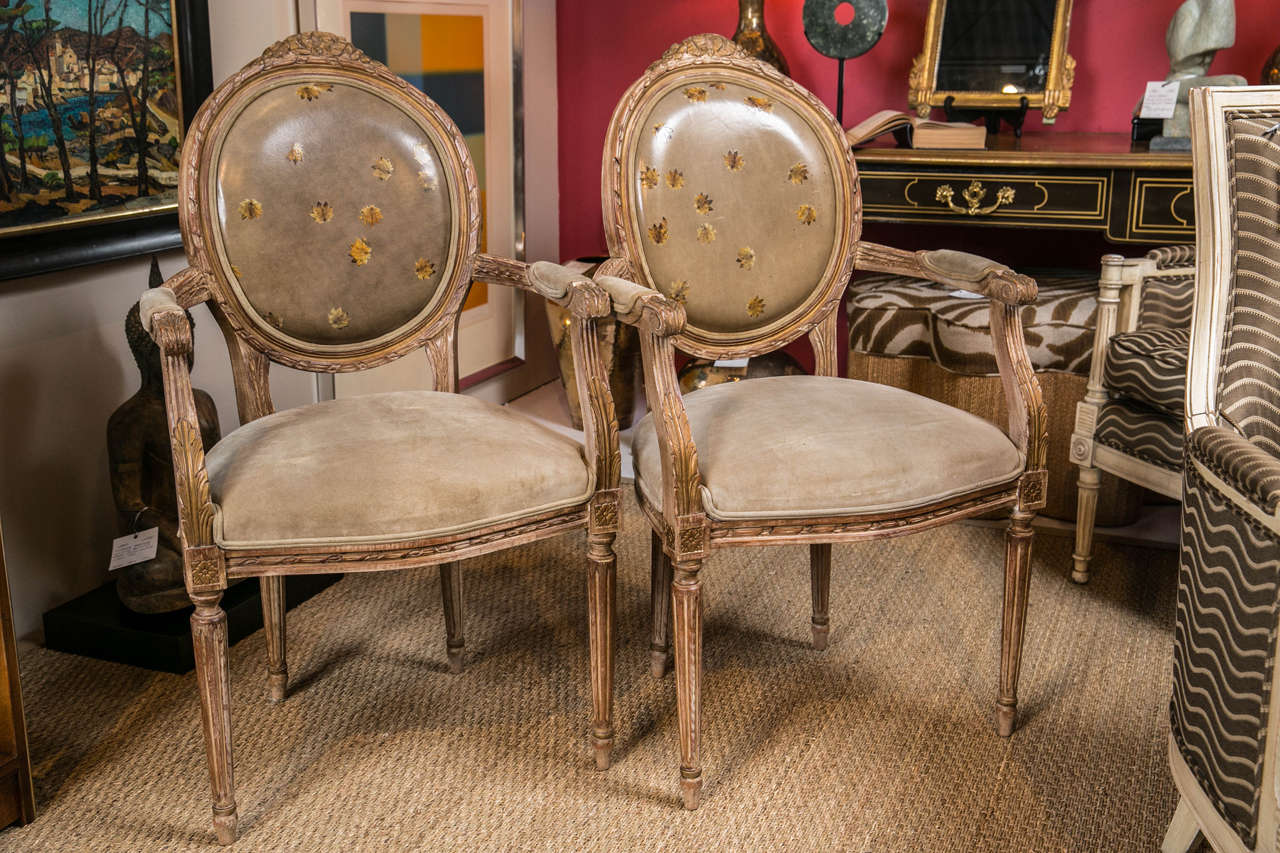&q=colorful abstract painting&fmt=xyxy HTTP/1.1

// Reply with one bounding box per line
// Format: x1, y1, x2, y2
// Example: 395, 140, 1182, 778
350, 11, 488, 310
0, 0, 185, 236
